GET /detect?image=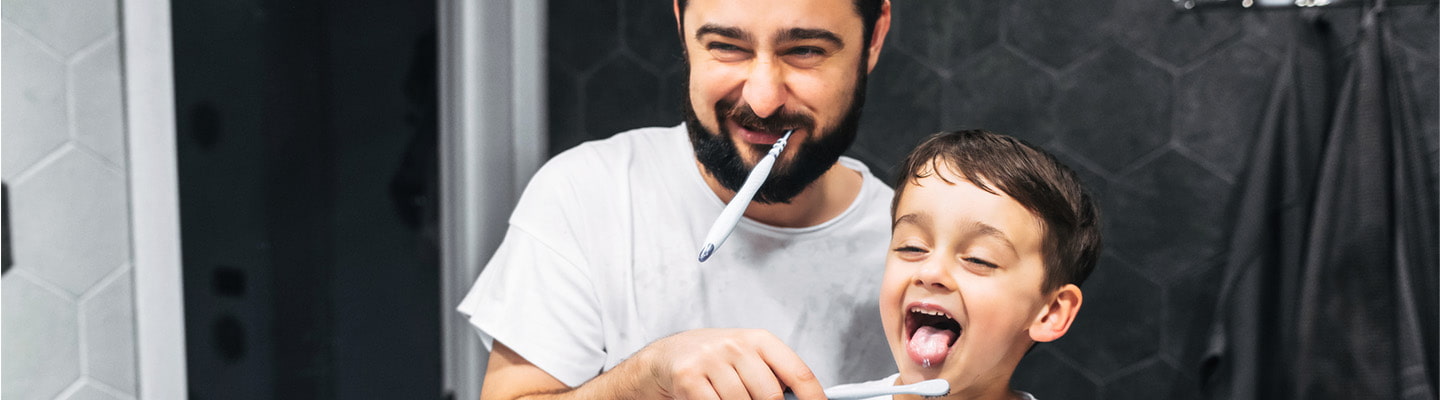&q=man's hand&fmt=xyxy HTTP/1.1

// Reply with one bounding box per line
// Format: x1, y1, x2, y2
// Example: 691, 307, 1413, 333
481, 329, 825, 400
638, 329, 826, 400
